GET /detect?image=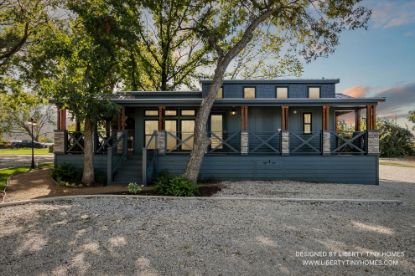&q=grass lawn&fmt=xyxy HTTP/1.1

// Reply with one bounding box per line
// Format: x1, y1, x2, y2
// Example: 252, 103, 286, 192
0, 148, 50, 155
379, 161, 415, 168
0, 163, 54, 190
